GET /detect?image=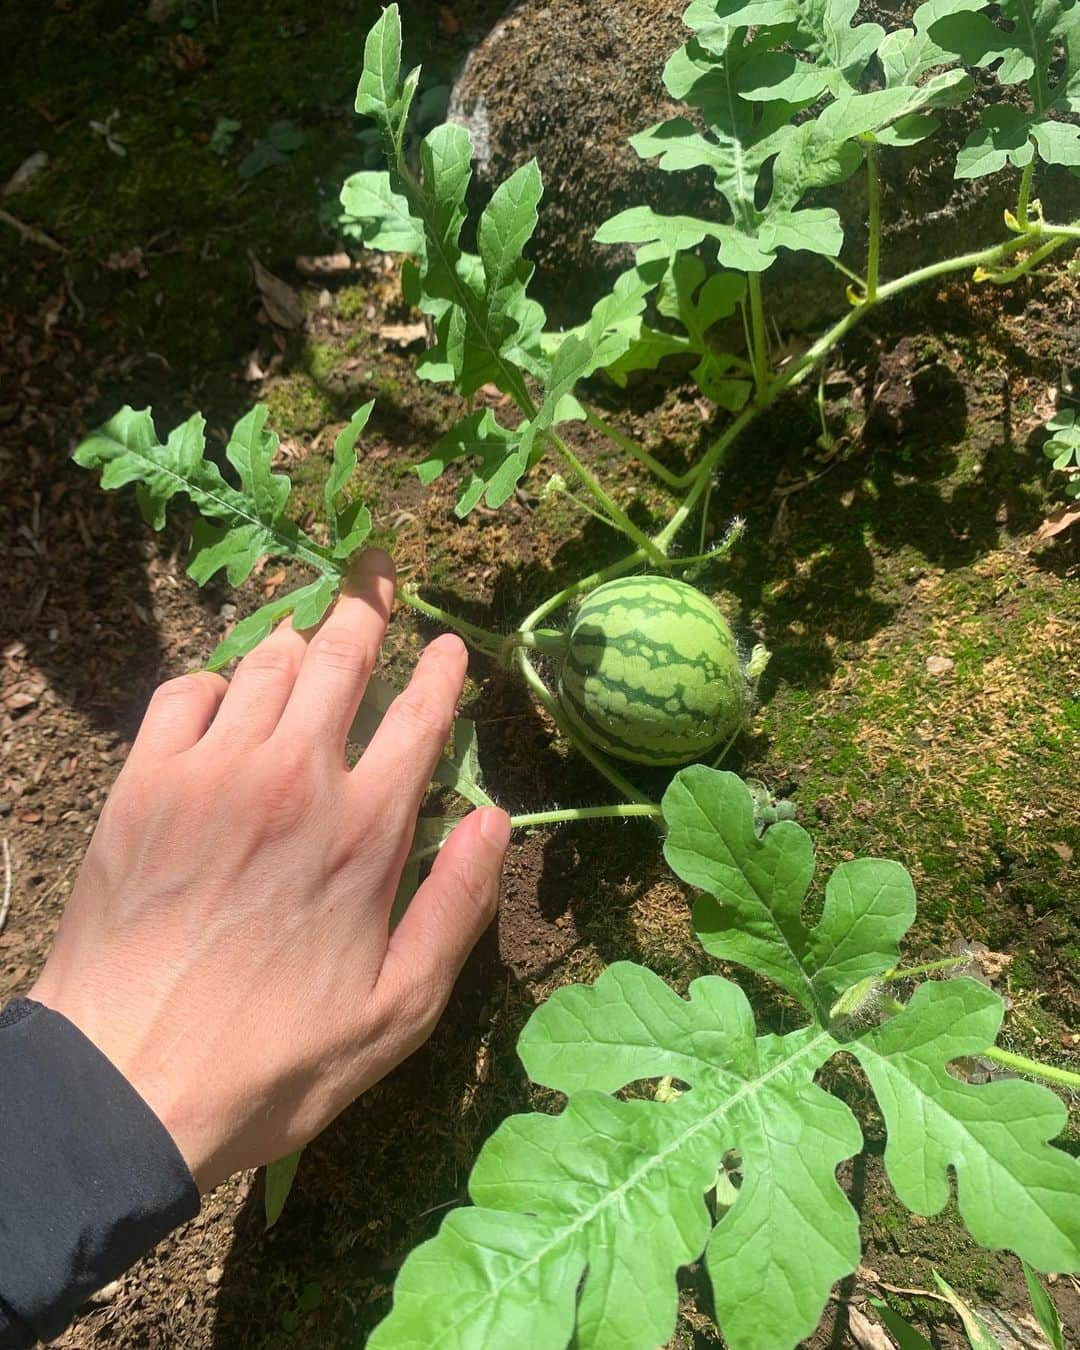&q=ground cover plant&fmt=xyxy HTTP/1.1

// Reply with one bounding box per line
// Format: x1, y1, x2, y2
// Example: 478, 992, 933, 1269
63, 0, 1080, 1344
